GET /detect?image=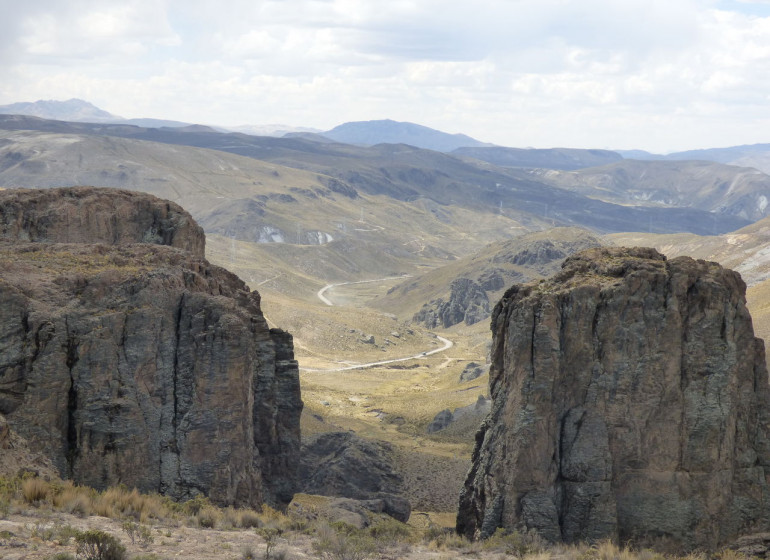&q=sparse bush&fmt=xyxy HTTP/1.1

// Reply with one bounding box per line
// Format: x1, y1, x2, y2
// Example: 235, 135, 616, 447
181, 496, 210, 516
122, 521, 154, 547
48, 553, 76, 560
482, 527, 547, 556
368, 517, 412, 544
239, 509, 264, 528
0, 496, 10, 519
75, 529, 127, 560
313, 522, 377, 560
241, 544, 257, 560
257, 525, 285, 559
196, 506, 220, 528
